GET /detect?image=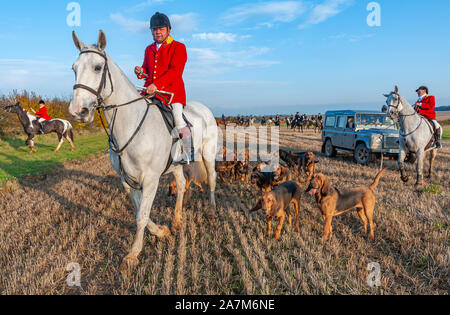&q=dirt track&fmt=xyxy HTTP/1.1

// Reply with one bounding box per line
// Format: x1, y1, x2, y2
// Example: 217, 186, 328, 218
0, 130, 448, 295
